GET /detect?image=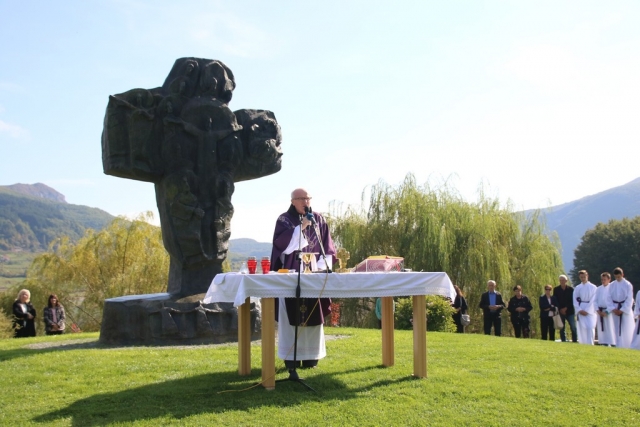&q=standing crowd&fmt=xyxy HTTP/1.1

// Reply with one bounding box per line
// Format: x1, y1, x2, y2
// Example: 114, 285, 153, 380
453, 267, 640, 348
11, 289, 66, 338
